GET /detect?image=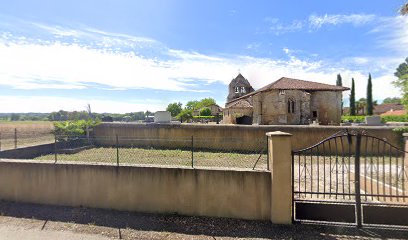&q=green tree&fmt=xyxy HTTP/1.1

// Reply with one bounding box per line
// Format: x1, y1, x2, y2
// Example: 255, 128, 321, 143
336, 74, 343, 115
177, 109, 193, 122
196, 98, 216, 109
350, 78, 356, 116
199, 107, 212, 116
383, 97, 401, 104
393, 58, 408, 108
166, 102, 183, 117
10, 113, 21, 121
367, 73, 373, 115
356, 98, 367, 115
336, 73, 342, 86
185, 100, 199, 110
